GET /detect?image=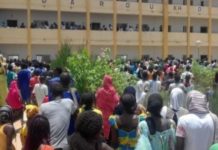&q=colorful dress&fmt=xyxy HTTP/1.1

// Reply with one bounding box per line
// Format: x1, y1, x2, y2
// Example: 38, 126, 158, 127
136, 120, 175, 150
109, 115, 144, 150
